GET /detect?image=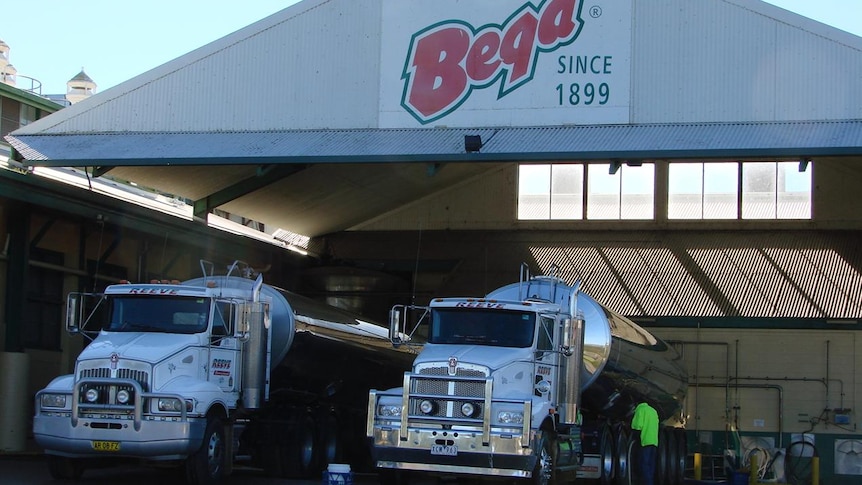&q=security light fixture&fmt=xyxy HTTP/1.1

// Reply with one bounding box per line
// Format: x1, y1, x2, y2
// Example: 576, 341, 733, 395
464, 135, 482, 152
